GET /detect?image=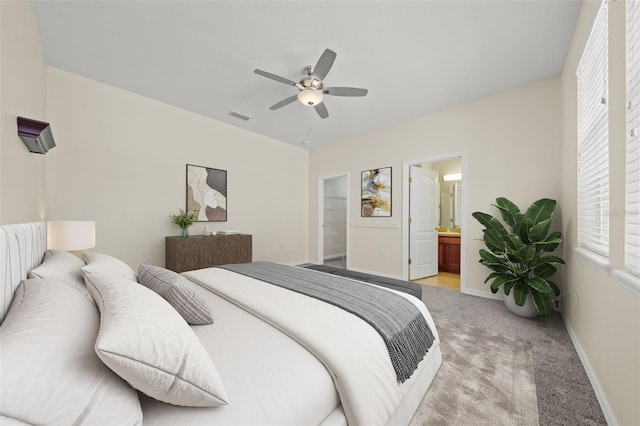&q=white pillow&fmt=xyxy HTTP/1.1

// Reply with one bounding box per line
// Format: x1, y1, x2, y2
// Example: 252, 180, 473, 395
28, 250, 93, 300
84, 273, 229, 407
82, 252, 137, 281
0, 279, 143, 425
138, 264, 213, 325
